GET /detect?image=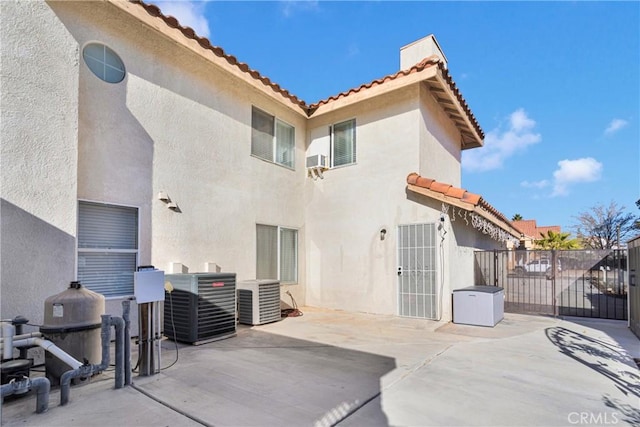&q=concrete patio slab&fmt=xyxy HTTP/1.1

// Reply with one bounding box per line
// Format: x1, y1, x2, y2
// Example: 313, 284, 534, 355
1, 307, 638, 426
